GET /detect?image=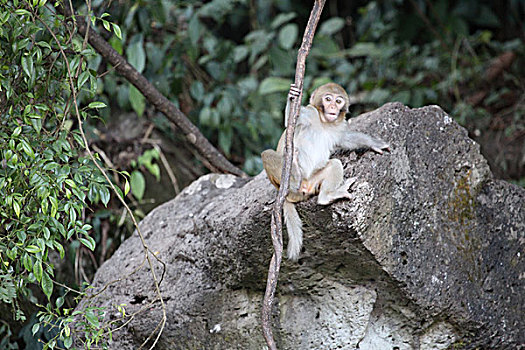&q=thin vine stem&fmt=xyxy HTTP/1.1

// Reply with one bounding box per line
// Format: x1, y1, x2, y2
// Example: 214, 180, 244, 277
261, 1, 326, 349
